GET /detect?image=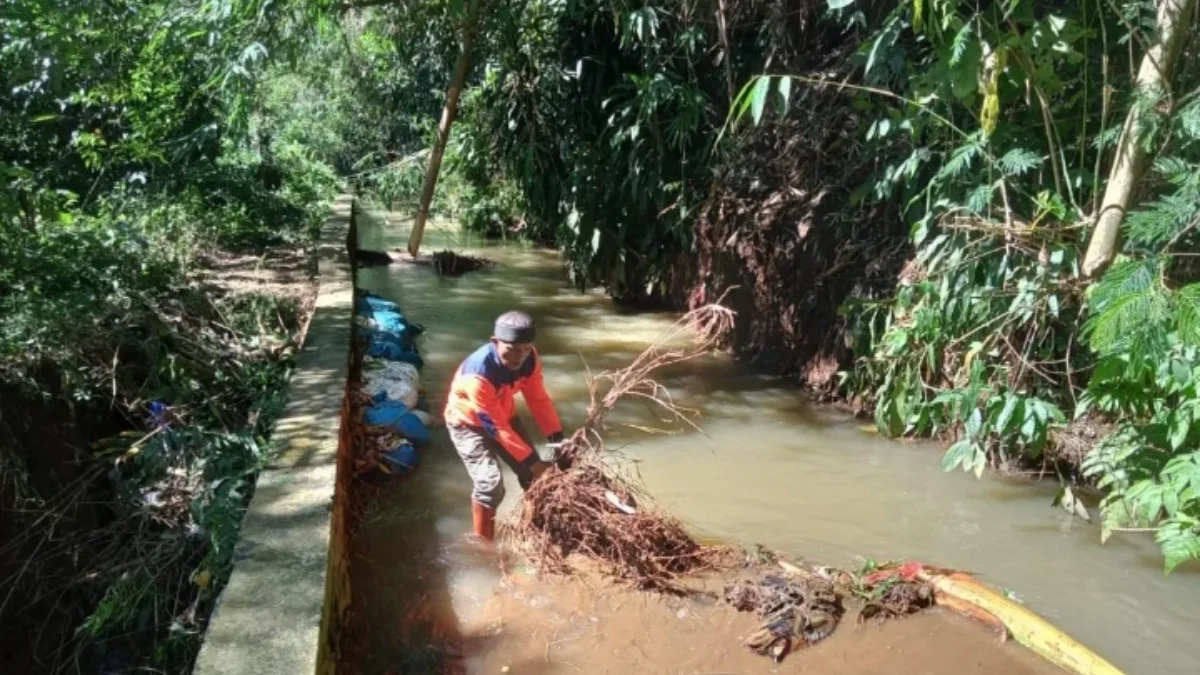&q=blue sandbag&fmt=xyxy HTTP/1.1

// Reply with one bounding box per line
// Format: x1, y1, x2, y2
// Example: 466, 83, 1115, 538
364, 399, 408, 424
380, 442, 420, 473
364, 400, 431, 445
372, 310, 410, 334
365, 337, 425, 366
359, 323, 416, 349
356, 291, 400, 314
